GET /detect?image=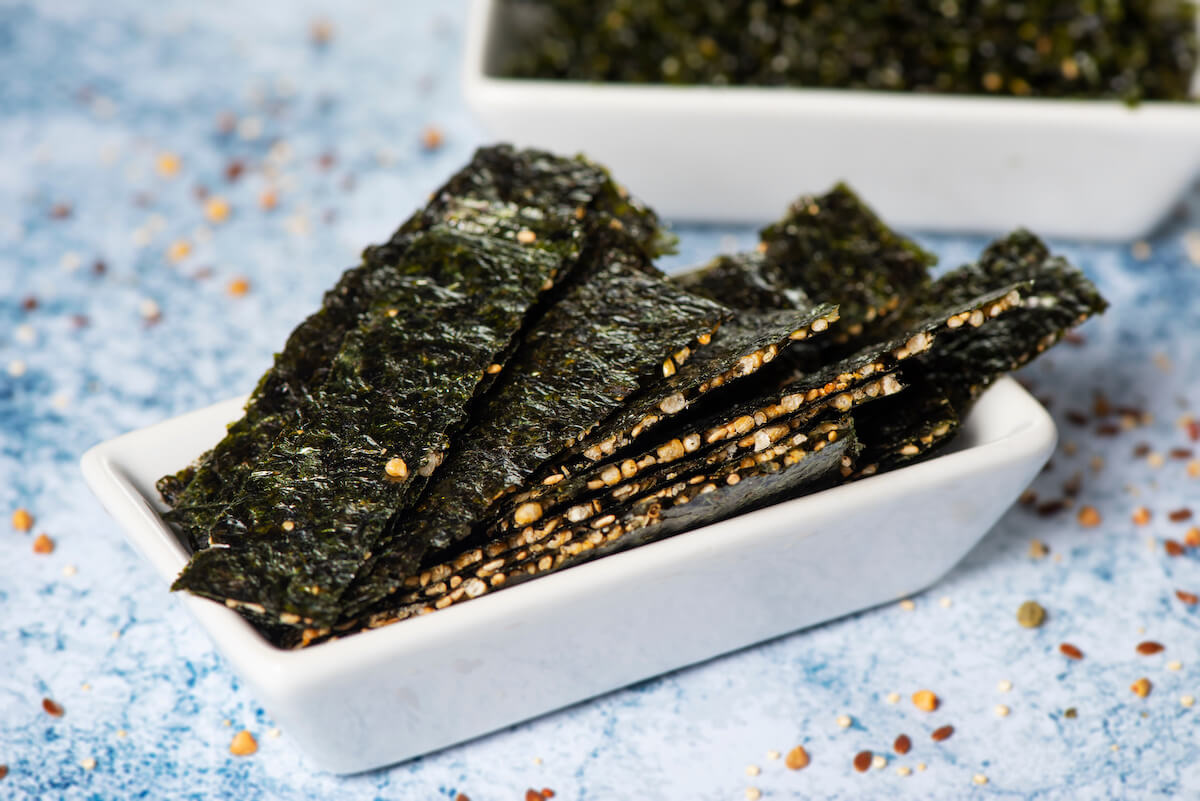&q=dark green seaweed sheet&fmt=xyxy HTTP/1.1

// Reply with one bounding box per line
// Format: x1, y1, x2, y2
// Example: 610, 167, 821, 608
497, 0, 1199, 104
852, 378, 960, 478
334, 235, 731, 619
343, 418, 858, 635
910, 230, 1108, 411
671, 251, 810, 312
172, 228, 571, 626
760, 184, 935, 343
541, 304, 841, 478
161, 144, 666, 553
